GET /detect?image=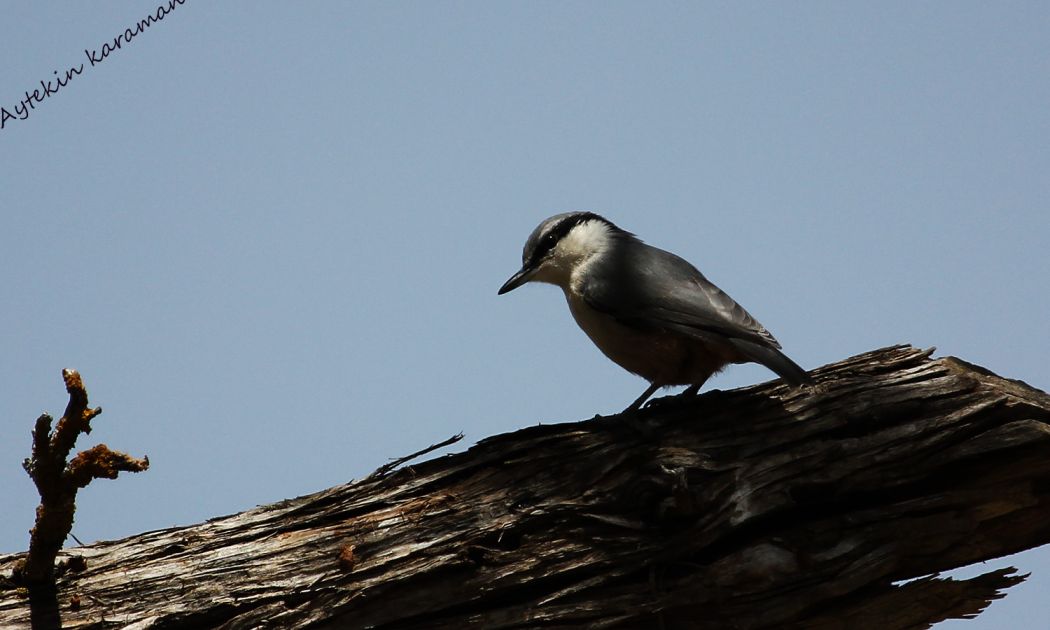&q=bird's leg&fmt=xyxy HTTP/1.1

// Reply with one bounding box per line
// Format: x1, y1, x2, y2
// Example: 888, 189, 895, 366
643, 377, 709, 410
624, 382, 661, 413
